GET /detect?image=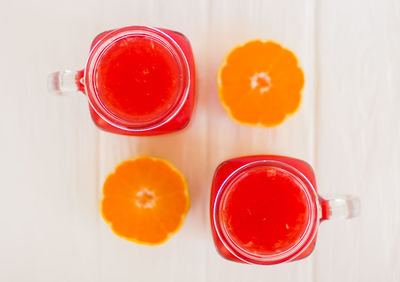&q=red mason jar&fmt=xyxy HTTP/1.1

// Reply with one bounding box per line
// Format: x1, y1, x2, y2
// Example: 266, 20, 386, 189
49, 26, 195, 136
210, 155, 360, 265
